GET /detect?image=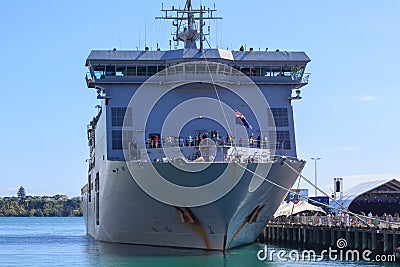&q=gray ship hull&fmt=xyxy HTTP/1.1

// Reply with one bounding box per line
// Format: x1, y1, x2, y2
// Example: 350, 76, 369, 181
82, 160, 304, 250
